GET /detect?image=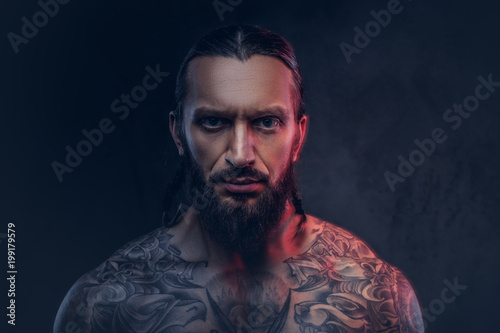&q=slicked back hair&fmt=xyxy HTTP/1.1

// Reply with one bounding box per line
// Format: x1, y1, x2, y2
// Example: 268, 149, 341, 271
174, 24, 305, 130
164, 24, 306, 227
